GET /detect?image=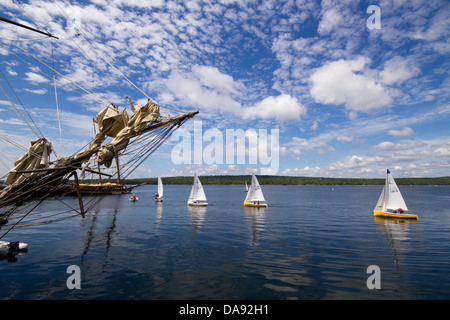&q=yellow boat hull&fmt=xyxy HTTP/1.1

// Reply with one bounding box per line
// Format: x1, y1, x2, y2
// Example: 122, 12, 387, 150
373, 210, 418, 220
244, 202, 267, 207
